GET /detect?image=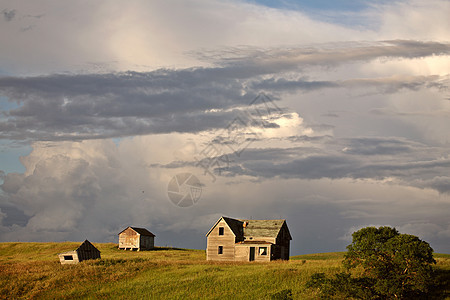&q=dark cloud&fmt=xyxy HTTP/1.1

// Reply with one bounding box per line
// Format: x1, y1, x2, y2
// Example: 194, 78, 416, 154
0, 70, 259, 141
250, 75, 446, 94
2, 9, 16, 22
194, 40, 450, 68
0, 204, 29, 226
414, 177, 450, 194
341, 137, 417, 155
0, 40, 448, 142
201, 136, 450, 194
